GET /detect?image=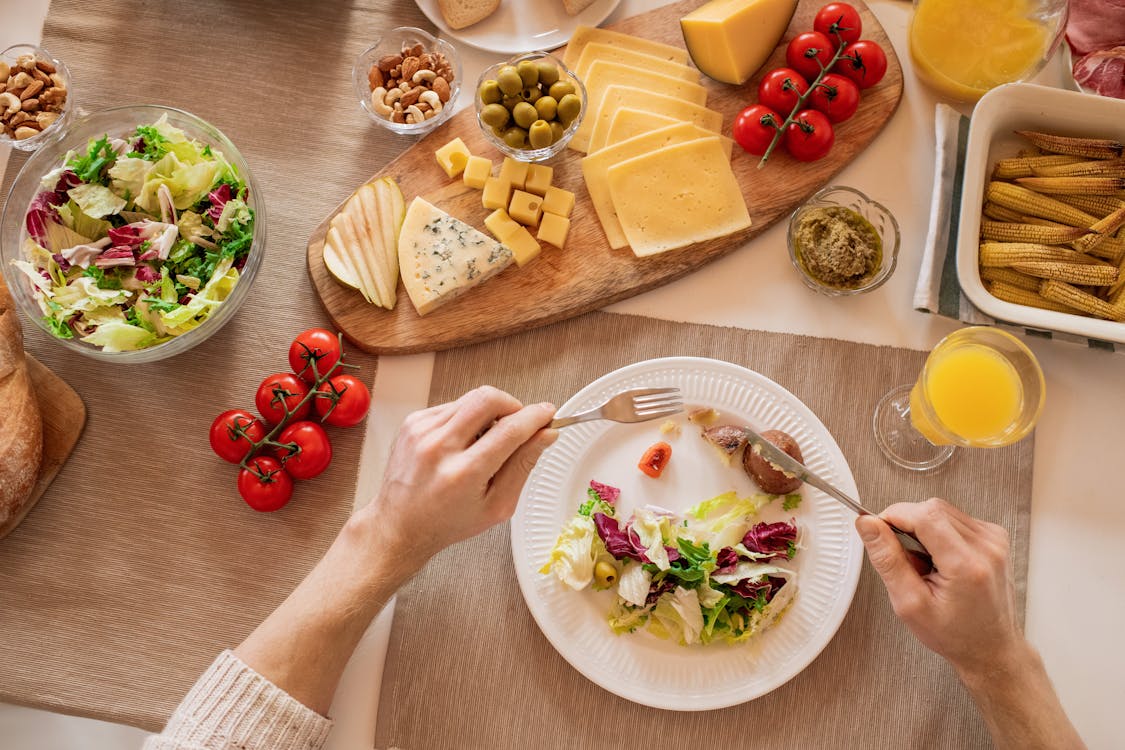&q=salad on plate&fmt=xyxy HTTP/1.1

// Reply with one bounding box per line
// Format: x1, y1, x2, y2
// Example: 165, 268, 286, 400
13, 114, 254, 352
